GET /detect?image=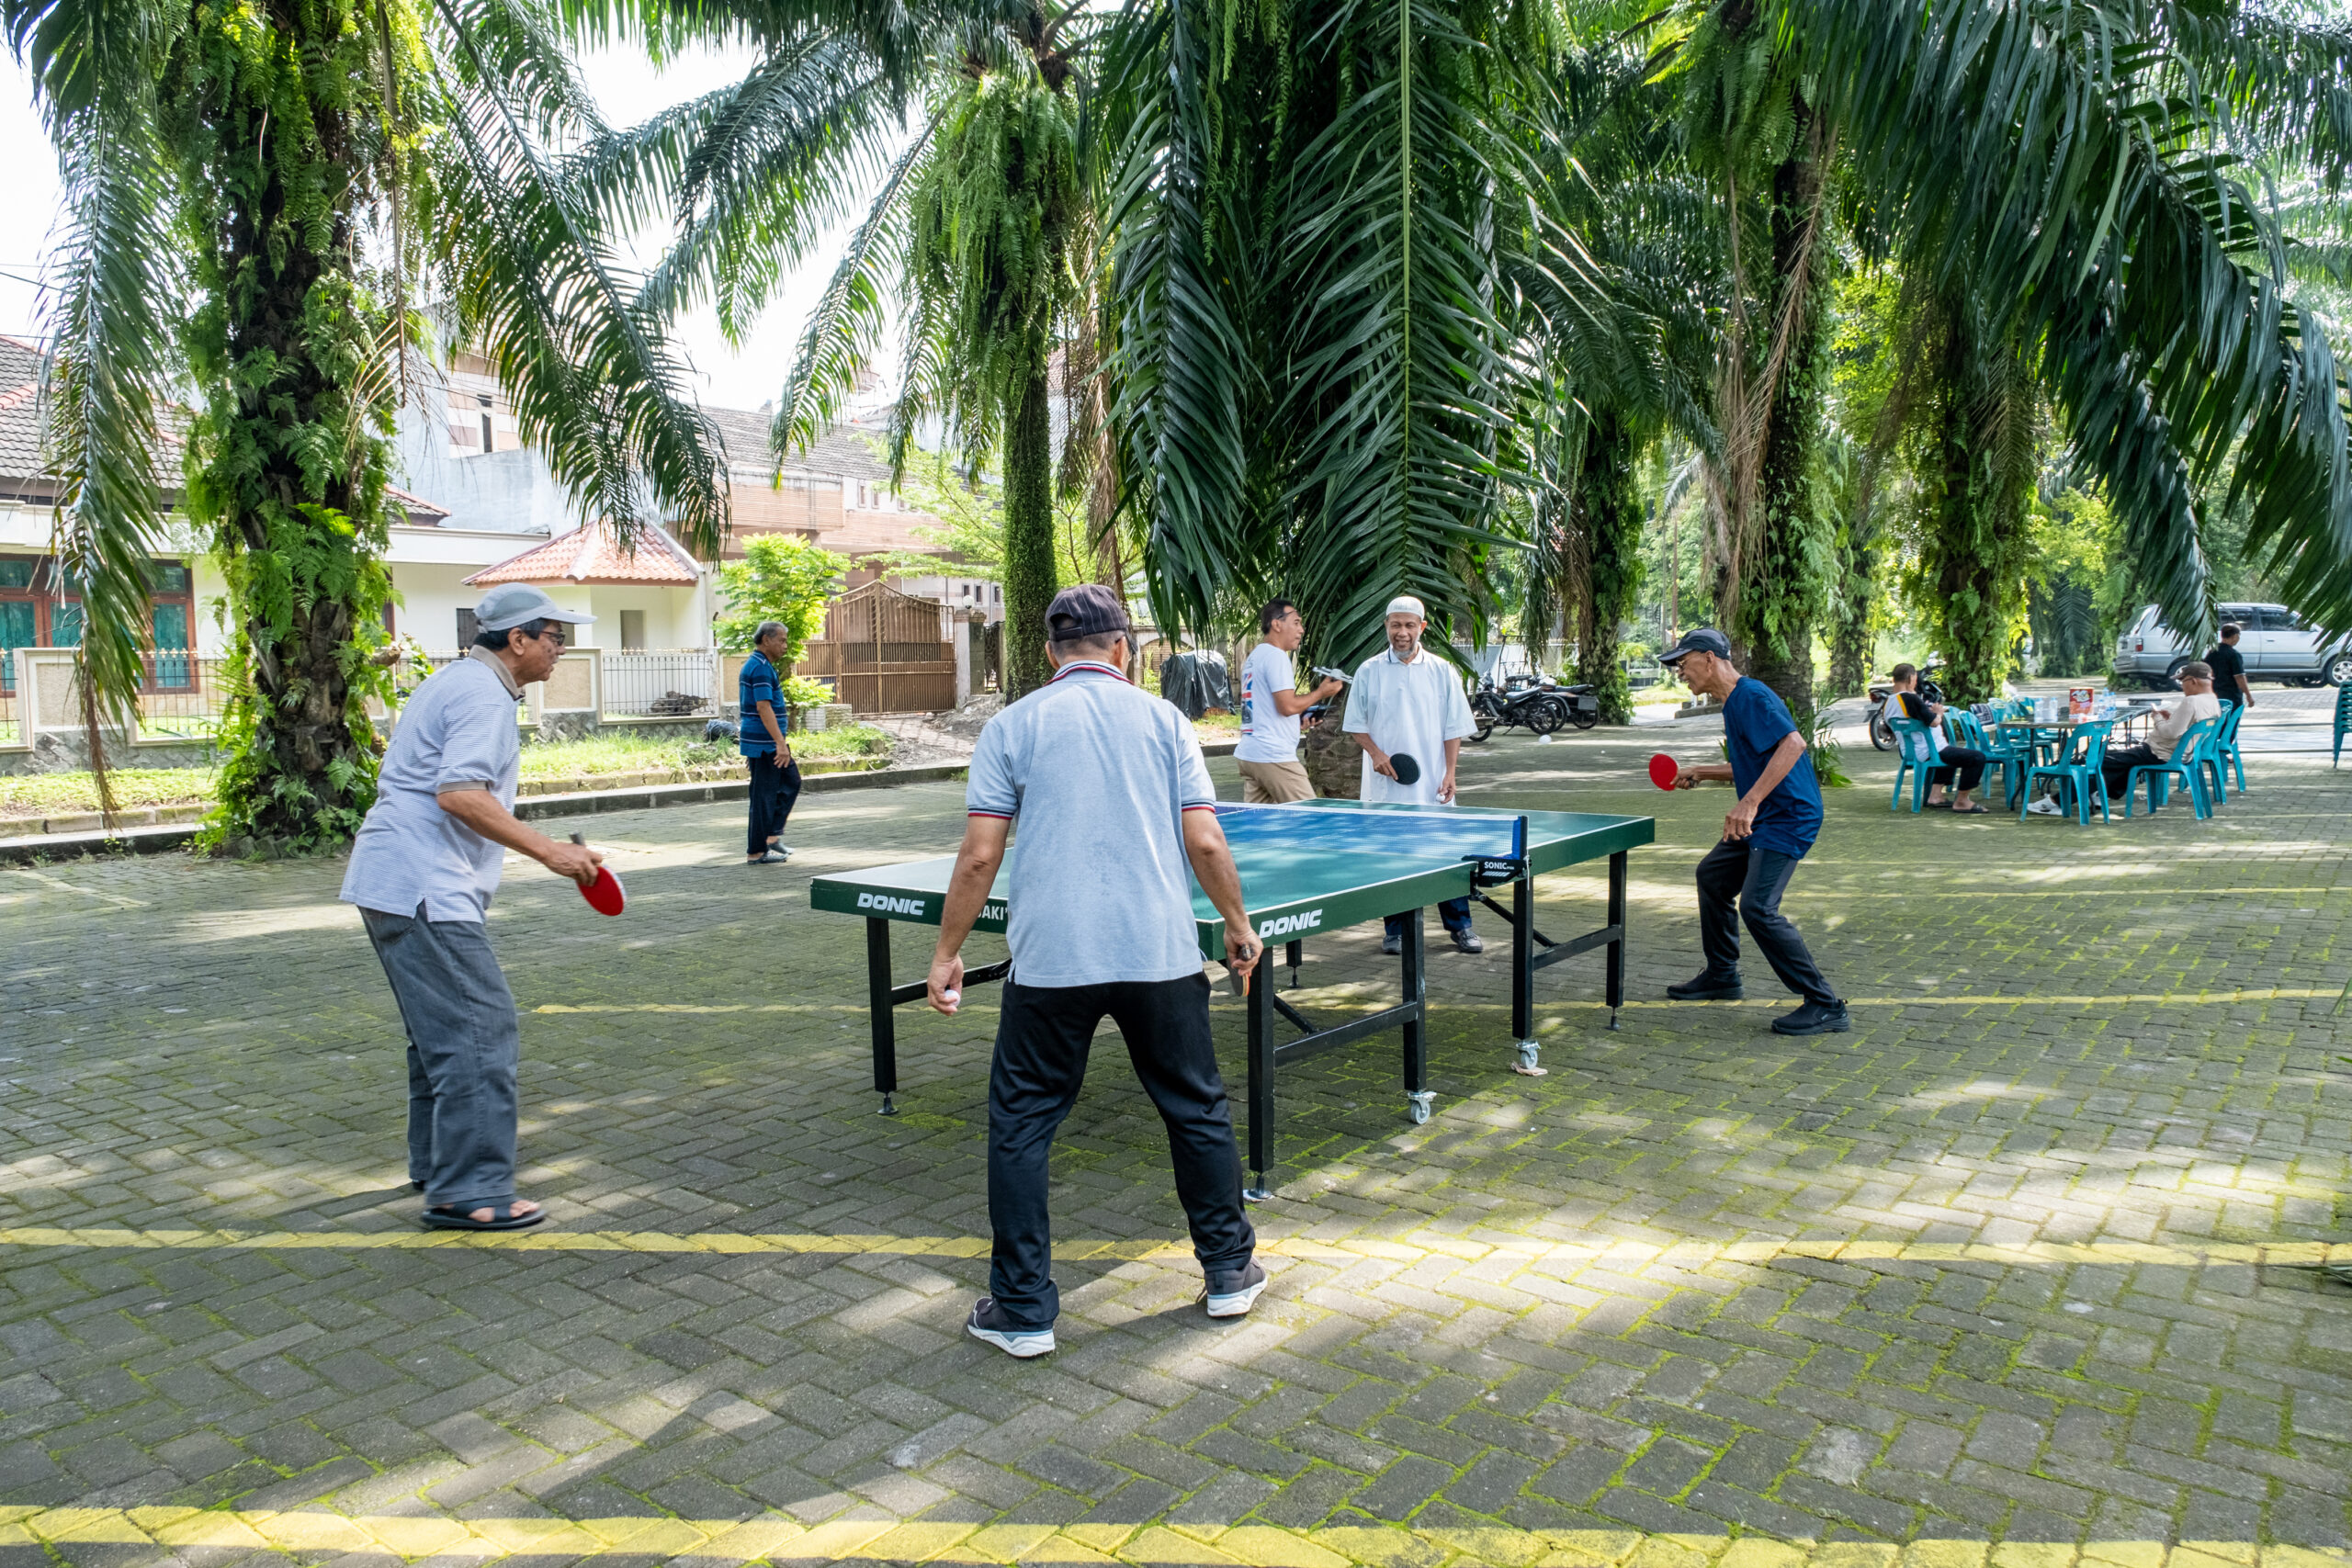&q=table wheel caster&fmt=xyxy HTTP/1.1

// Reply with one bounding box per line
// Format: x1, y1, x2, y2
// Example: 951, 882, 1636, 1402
878, 1095, 899, 1116
1405, 1090, 1435, 1124
1513, 1039, 1546, 1077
